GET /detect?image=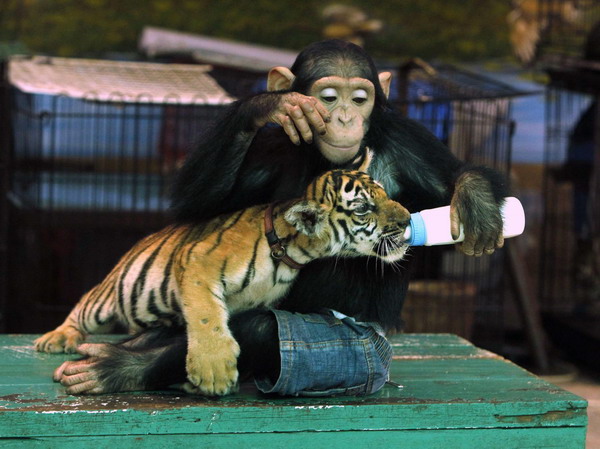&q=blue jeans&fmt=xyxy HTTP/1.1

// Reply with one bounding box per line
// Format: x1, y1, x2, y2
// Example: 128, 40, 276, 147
254, 309, 392, 397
